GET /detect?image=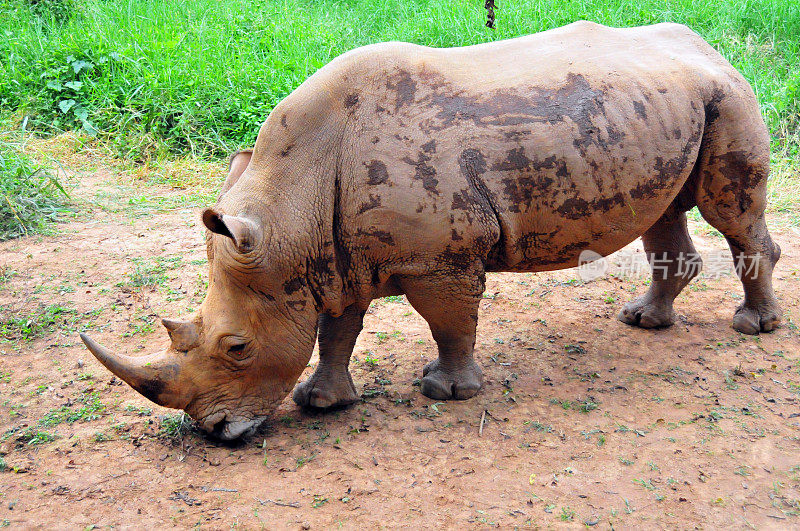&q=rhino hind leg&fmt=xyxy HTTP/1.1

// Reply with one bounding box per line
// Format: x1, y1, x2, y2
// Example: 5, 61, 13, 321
725, 216, 781, 334
292, 306, 364, 409
698, 209, 782, 334
692, 93, 781, 334
420, 356, 482, 400
619, 209, 702, 329
400, 273, 484, 400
